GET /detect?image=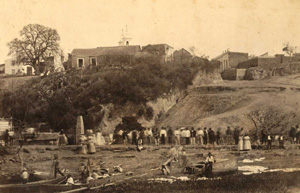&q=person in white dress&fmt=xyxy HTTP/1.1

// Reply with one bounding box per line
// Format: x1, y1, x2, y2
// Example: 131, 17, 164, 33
243, 135, 252, 150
